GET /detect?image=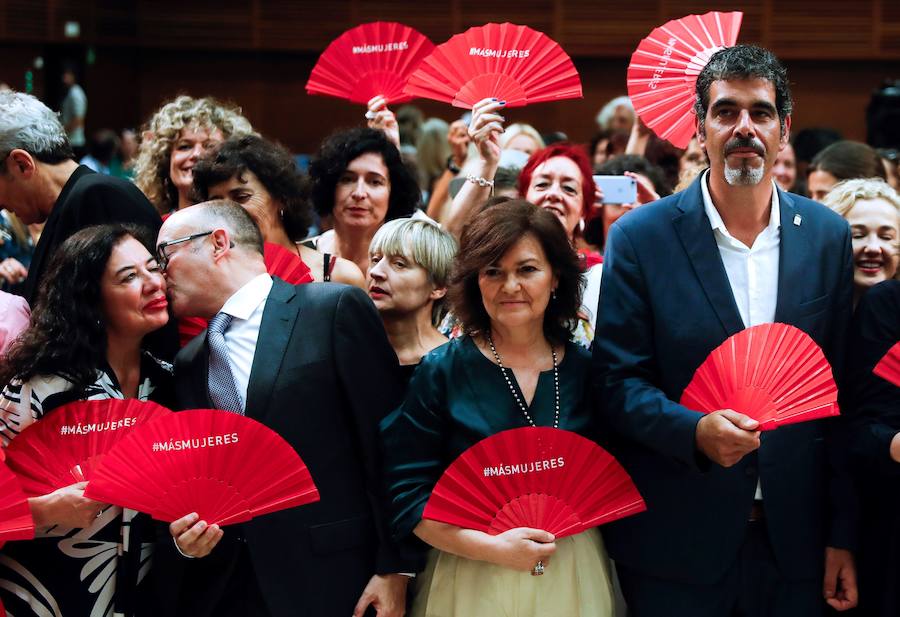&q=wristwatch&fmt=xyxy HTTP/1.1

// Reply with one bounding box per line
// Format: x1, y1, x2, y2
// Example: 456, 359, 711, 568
446, 155, 461, 174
